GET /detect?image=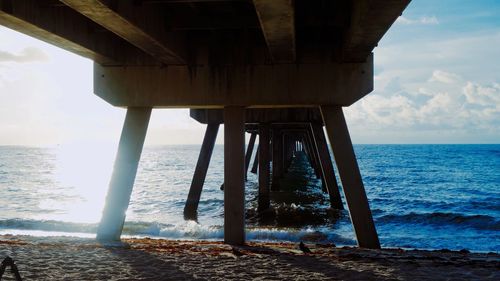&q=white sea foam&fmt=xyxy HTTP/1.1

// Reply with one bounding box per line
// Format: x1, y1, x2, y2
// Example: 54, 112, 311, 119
0, 219, 355, 245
